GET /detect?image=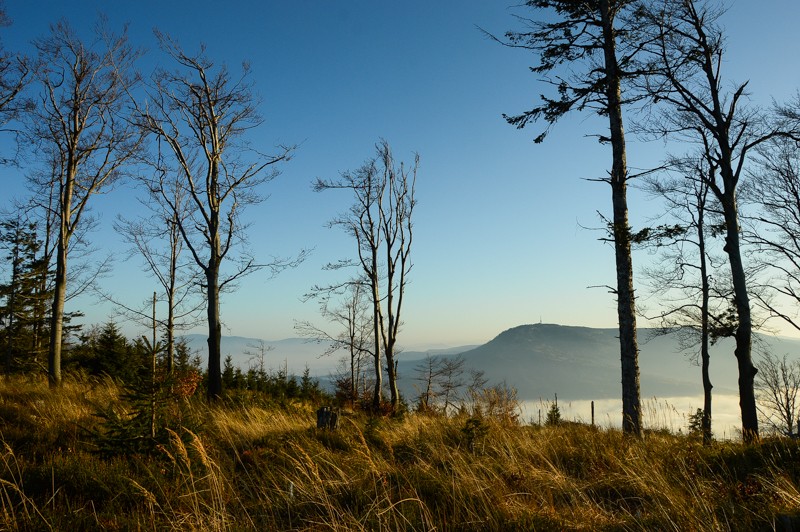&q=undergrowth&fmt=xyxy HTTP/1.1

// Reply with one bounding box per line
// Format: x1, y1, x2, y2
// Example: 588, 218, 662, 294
0, 374, 799, 530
